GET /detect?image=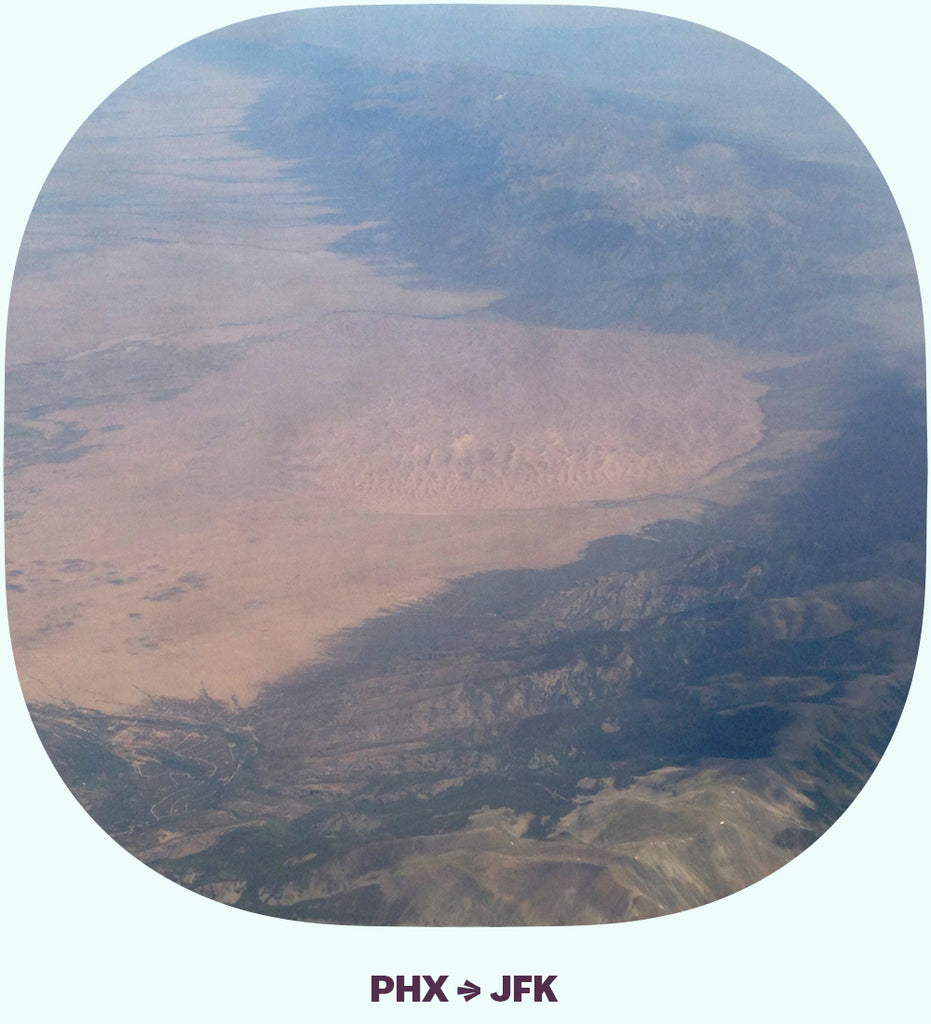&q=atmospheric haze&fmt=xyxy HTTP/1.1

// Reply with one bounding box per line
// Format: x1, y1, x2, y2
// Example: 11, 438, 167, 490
5, 6, 924, 925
